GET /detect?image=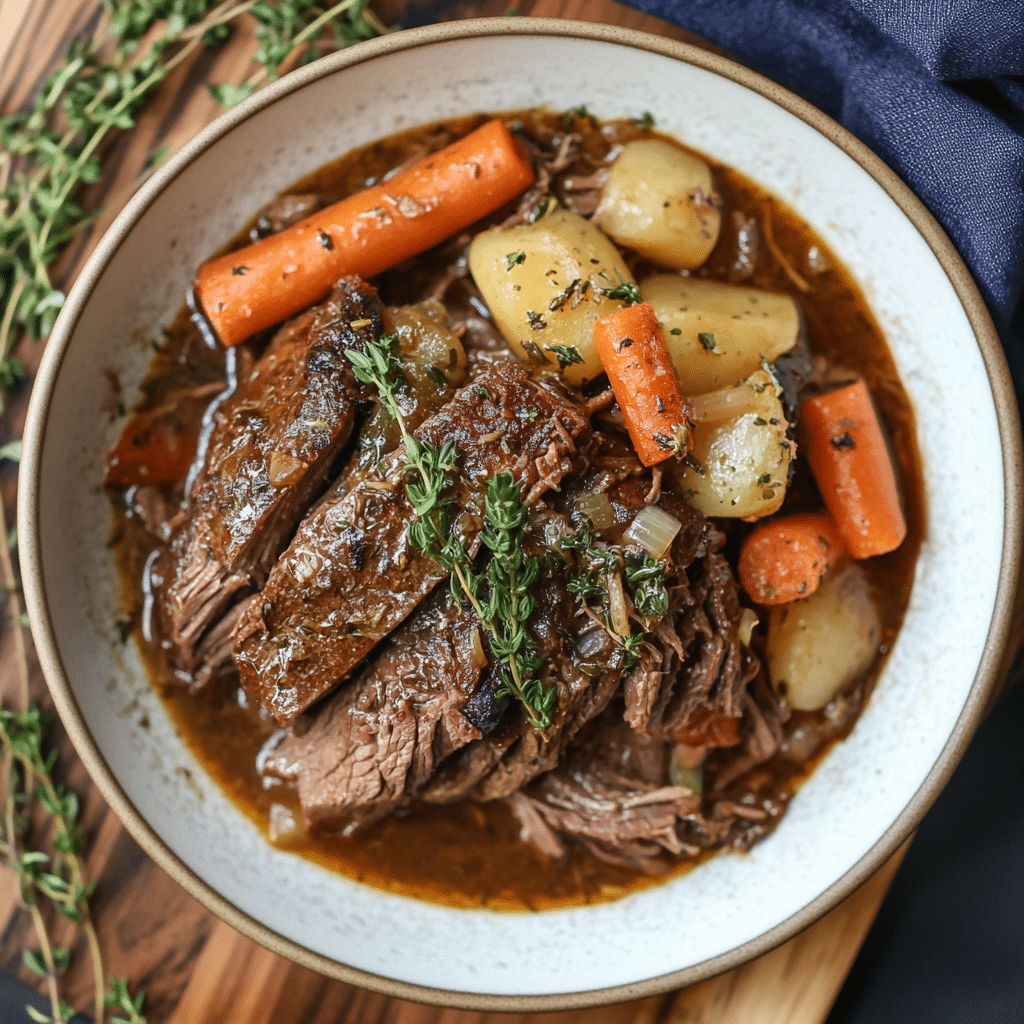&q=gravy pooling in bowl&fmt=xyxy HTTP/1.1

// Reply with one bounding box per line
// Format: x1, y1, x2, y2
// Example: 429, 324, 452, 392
108, 110, 923, 910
